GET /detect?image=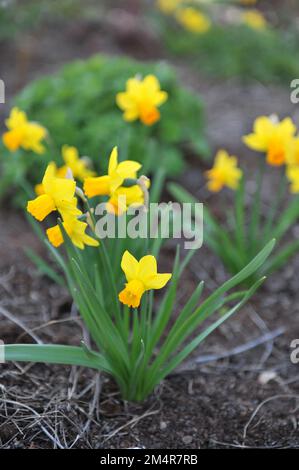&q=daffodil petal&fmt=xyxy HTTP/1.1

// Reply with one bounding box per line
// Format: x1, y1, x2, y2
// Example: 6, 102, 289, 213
108, 147, 118, 176
138, 255, 157, 281
121, 250, 139, 282
144, 273, 172, 290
